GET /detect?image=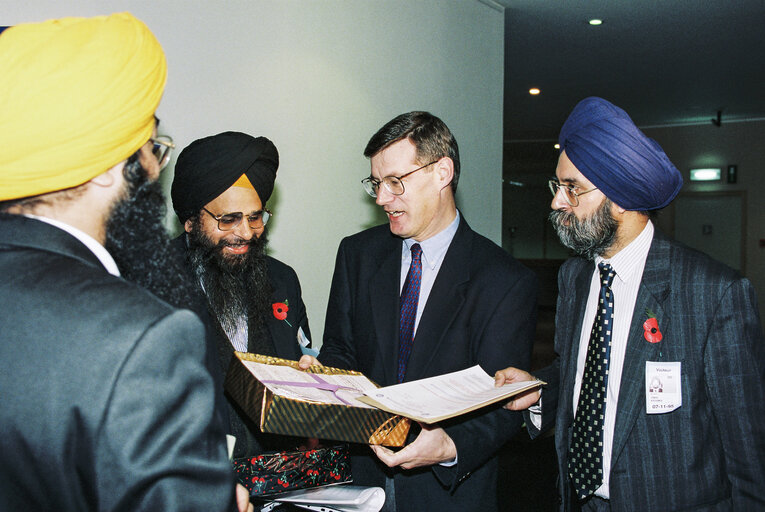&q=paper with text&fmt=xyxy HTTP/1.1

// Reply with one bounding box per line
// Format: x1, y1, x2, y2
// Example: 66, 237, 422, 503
358, 365, 543, 423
